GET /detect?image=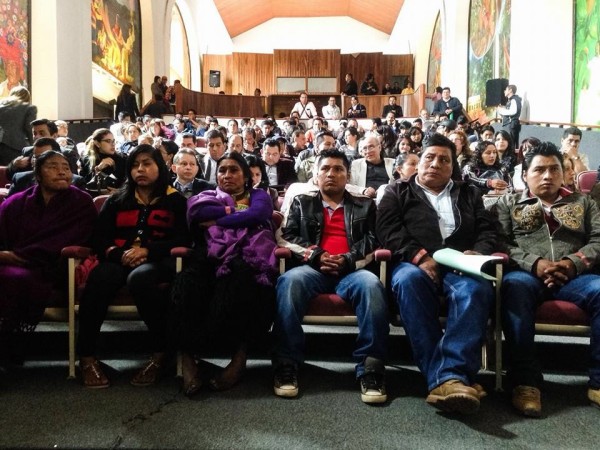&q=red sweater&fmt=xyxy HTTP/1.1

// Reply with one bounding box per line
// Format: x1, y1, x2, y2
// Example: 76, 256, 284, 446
321, 207, 350, 255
